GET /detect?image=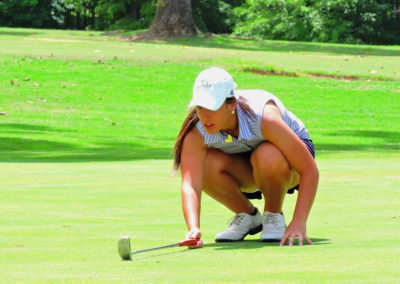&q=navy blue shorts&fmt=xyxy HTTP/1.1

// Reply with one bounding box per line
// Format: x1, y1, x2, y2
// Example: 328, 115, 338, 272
243, 139, 315, 199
